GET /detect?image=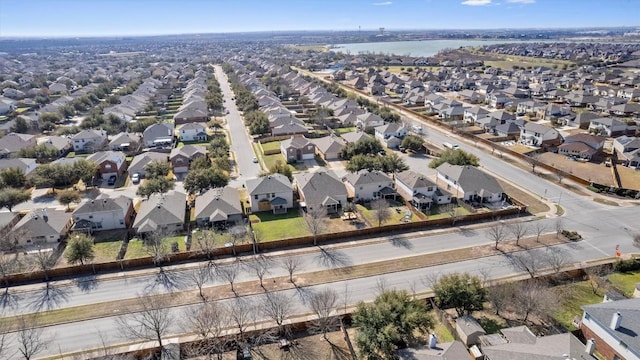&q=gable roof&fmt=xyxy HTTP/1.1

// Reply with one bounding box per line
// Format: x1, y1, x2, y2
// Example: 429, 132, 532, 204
170, 144, 206, 159
194, 186, 242, 221
14, 208, 71, 238
344, 170, 392, 186
0, 133, 35, 153
582, 298, 640, 355
246, 173, 292, 196
281, 136, 313, 150
341, 131, 371, 144
73, 195, 131, 215
132, 191, 186, 231
436, 164, 503, 195
395, 170, 436, 190
129, 152, 168, 172
313, 135, 345, 154
294, 170, 347, 207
